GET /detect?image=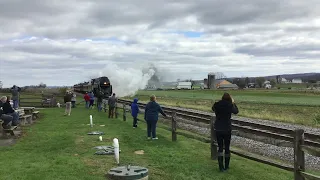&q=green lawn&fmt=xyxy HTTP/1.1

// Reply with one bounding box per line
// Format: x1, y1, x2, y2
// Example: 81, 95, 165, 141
133, 90, 320, 106
122, 90, 320, 127
0, 107, 293, 180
